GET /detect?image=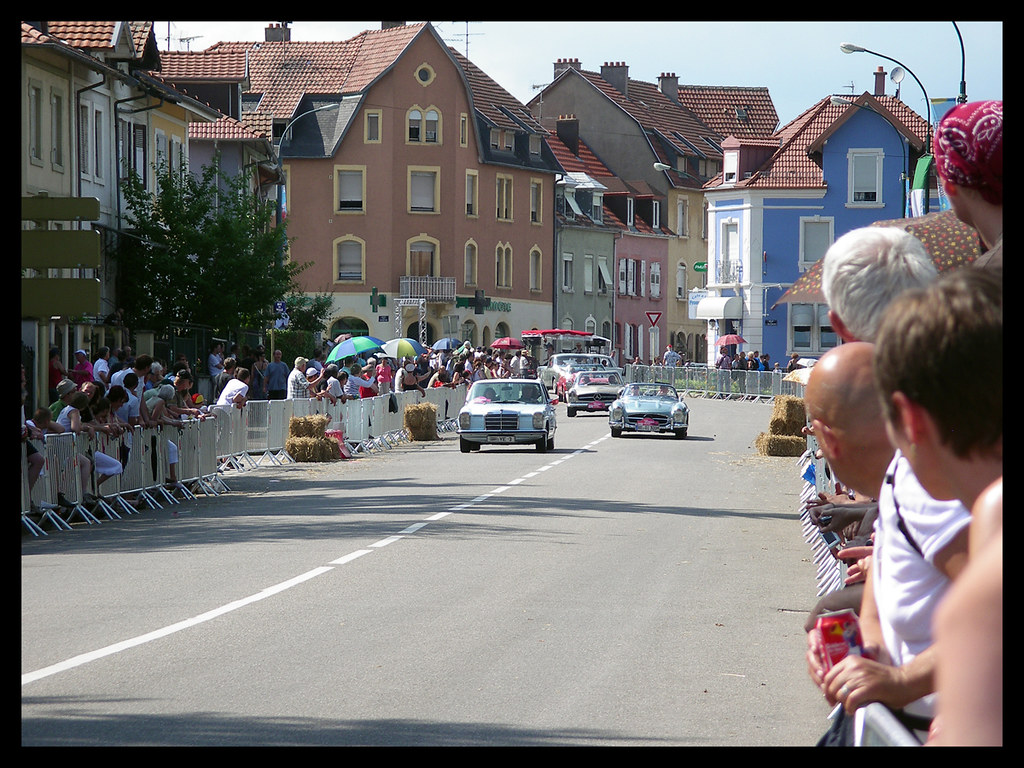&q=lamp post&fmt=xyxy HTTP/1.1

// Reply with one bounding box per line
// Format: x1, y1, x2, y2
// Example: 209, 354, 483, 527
840, 43, 932, 213
274, 103, 340, 263
831, 96, 909, 216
